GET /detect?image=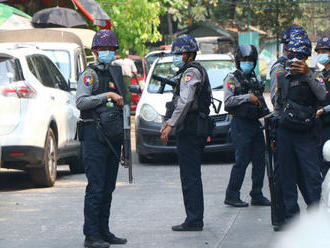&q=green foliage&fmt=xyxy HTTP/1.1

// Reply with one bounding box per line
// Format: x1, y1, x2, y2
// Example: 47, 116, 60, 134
97, 0, 162, 56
